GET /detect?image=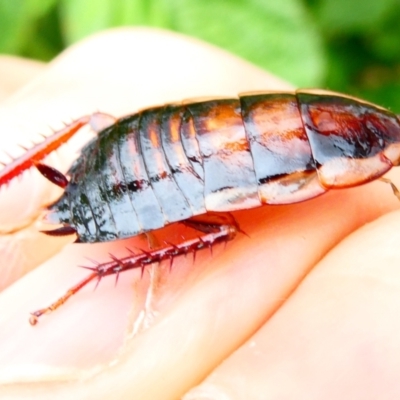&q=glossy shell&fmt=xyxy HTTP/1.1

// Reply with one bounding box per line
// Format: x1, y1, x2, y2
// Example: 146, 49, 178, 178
47, 90, 400, 242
